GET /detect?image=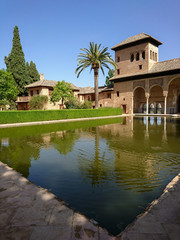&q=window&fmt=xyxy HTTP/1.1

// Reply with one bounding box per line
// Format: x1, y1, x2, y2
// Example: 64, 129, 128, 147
153, 52, 155, 60
155, 53, 157, 61
150, 50, 152, 59
139, 65, 142, 70
88, 96, 91, 101
37, 90, 39, 95
117, 69, 120, 75
117, 56, 120, 62
107, 93, 111, 99
142, 51, 145, 60
117, 91, 119, 97
130, 54, 134, 62
30, 90, 33, 96
136, 52, 139, 61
